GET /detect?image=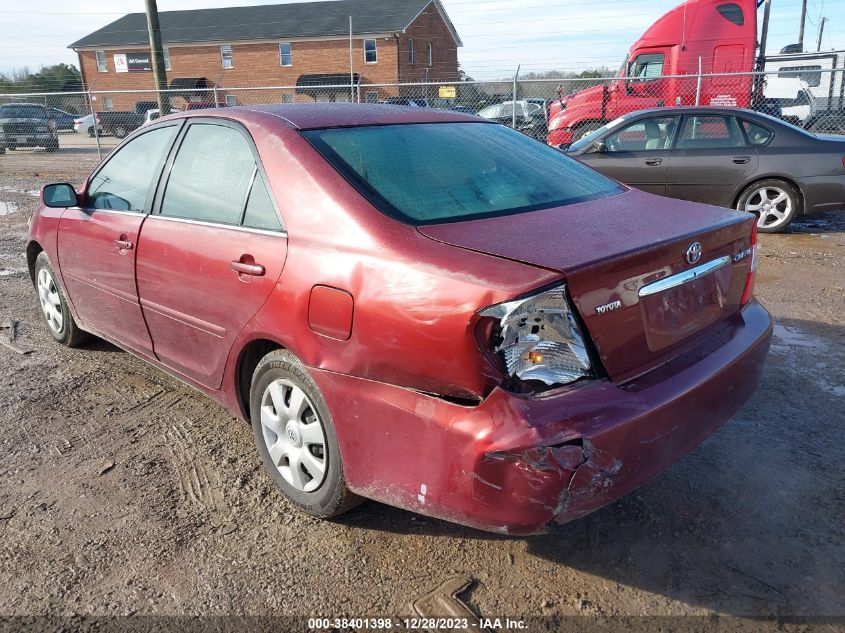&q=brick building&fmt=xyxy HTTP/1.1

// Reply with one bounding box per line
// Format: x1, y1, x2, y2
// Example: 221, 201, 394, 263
69, 0, 462, 111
